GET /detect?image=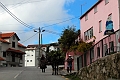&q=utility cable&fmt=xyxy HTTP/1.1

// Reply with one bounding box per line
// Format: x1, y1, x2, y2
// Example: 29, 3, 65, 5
5, 0, 45, 6
45, 30, 61, 36
36, 16, 80, 29
0, 0, 45, 15
0, 2, 34, 29
21, 32, 38, 43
